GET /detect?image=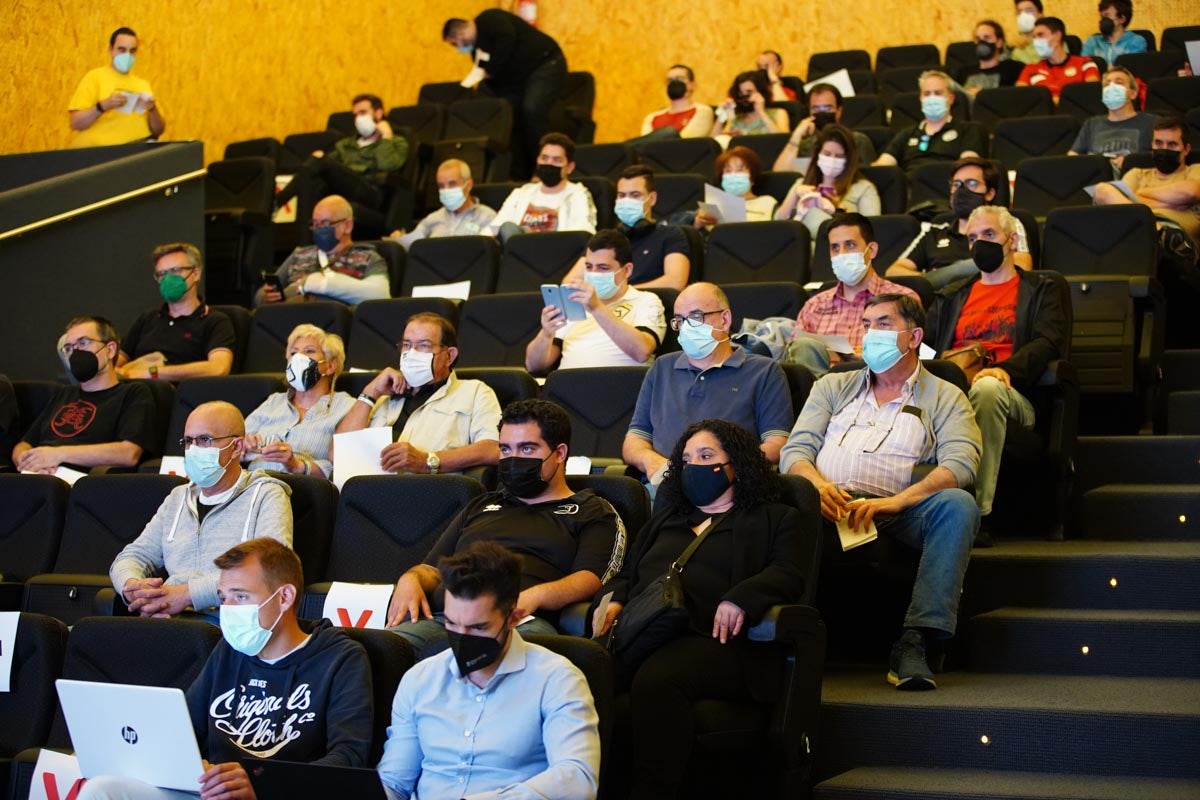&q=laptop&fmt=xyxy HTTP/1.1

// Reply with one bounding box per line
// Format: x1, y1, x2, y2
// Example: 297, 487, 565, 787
243, 759, 389, 800
56, 679, 204, 793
